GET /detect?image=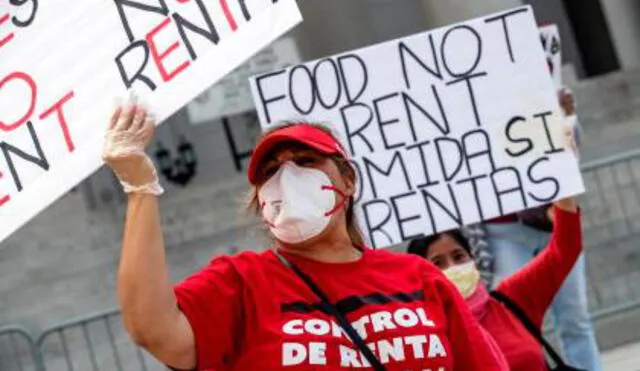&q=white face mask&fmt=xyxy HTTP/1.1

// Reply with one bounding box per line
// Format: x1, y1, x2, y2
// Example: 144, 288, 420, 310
258, 162, 345, 244
443, 261, 481, 299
